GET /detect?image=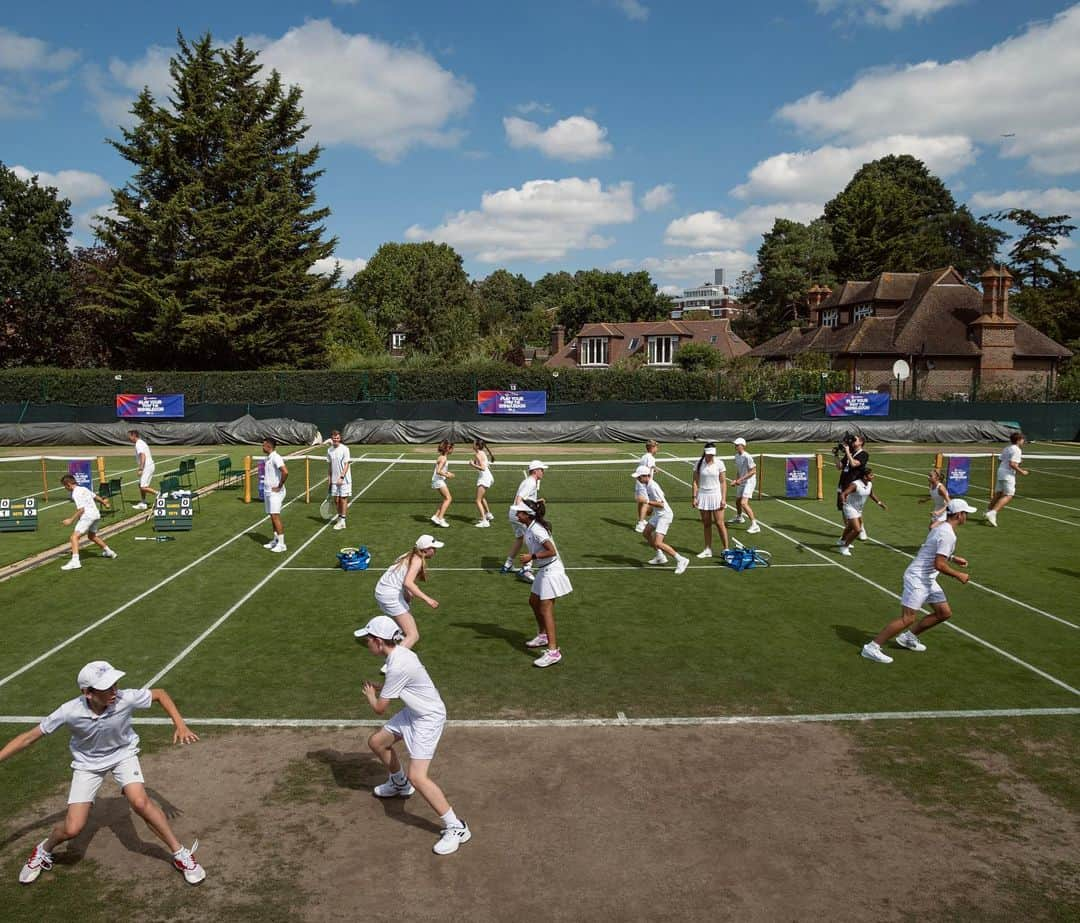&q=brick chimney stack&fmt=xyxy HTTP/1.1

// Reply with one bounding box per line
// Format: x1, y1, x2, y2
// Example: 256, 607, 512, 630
980, 267, 1000, 317
550, 324, 565, 355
